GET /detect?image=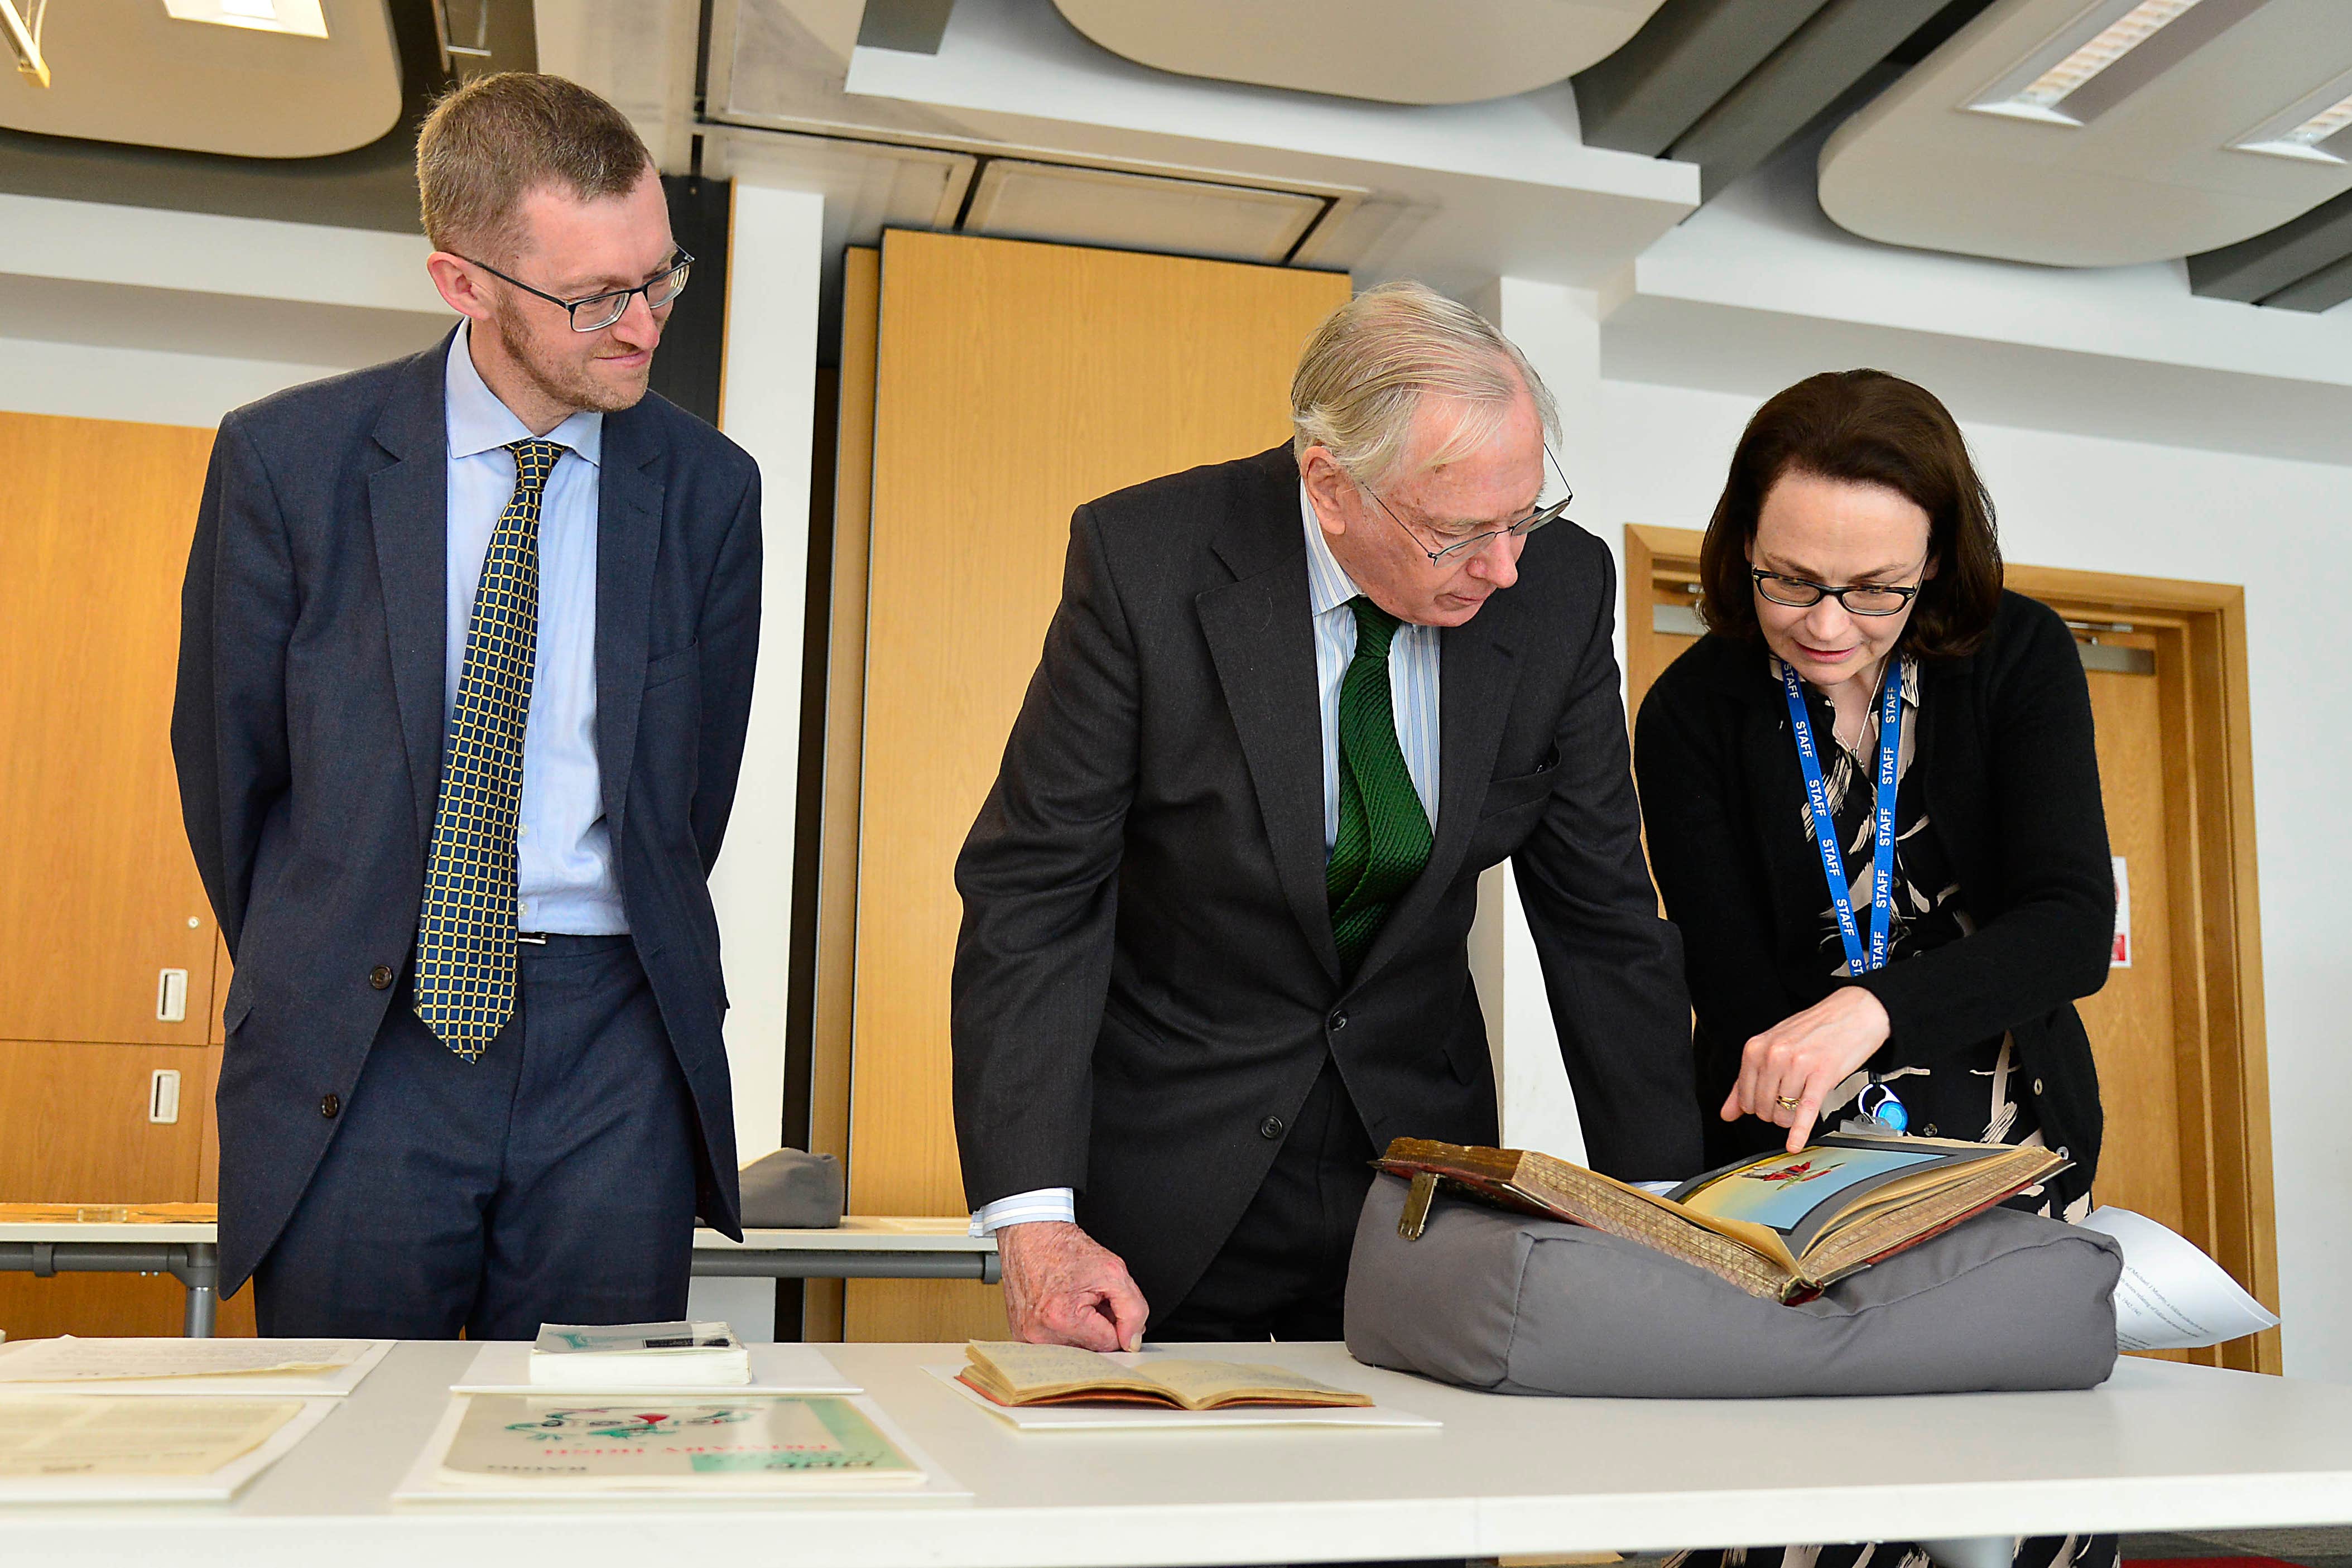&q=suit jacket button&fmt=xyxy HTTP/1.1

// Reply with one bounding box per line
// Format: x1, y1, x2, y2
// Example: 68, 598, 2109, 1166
368, 965, 394, 990
1258, 1115, 1285, 1140
320, 1093, 342, 1119
1328, 1010, 1348, 1032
